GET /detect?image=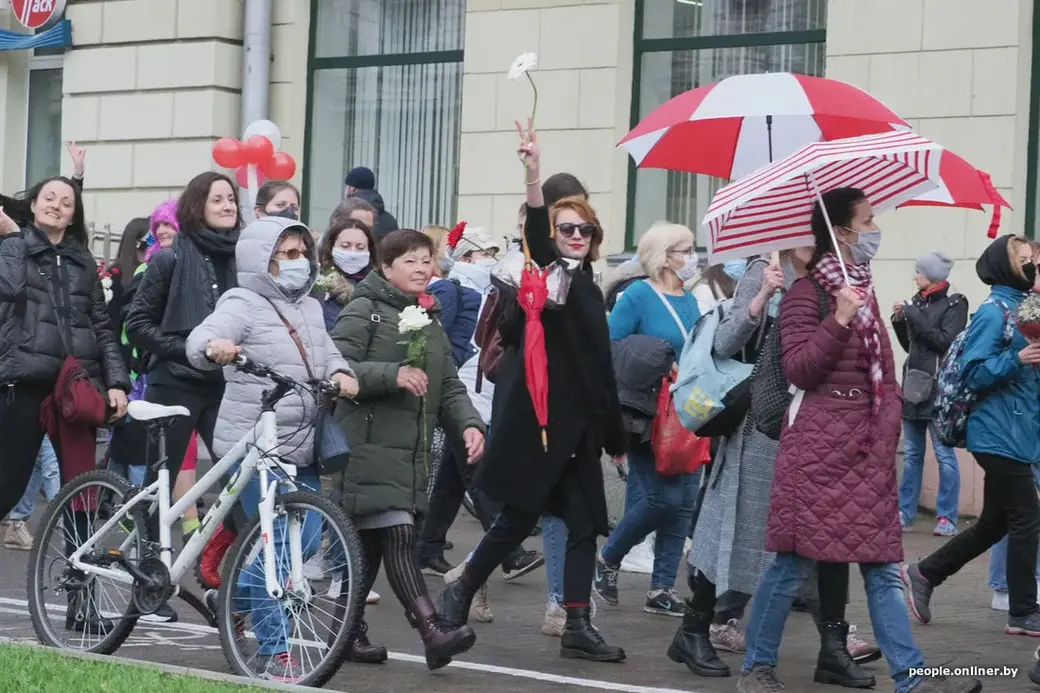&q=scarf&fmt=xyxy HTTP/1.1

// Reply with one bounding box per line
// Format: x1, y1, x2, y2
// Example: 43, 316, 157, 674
921, 281, 949, 299
810, 252, 884, 412
160, 226, 239, 335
